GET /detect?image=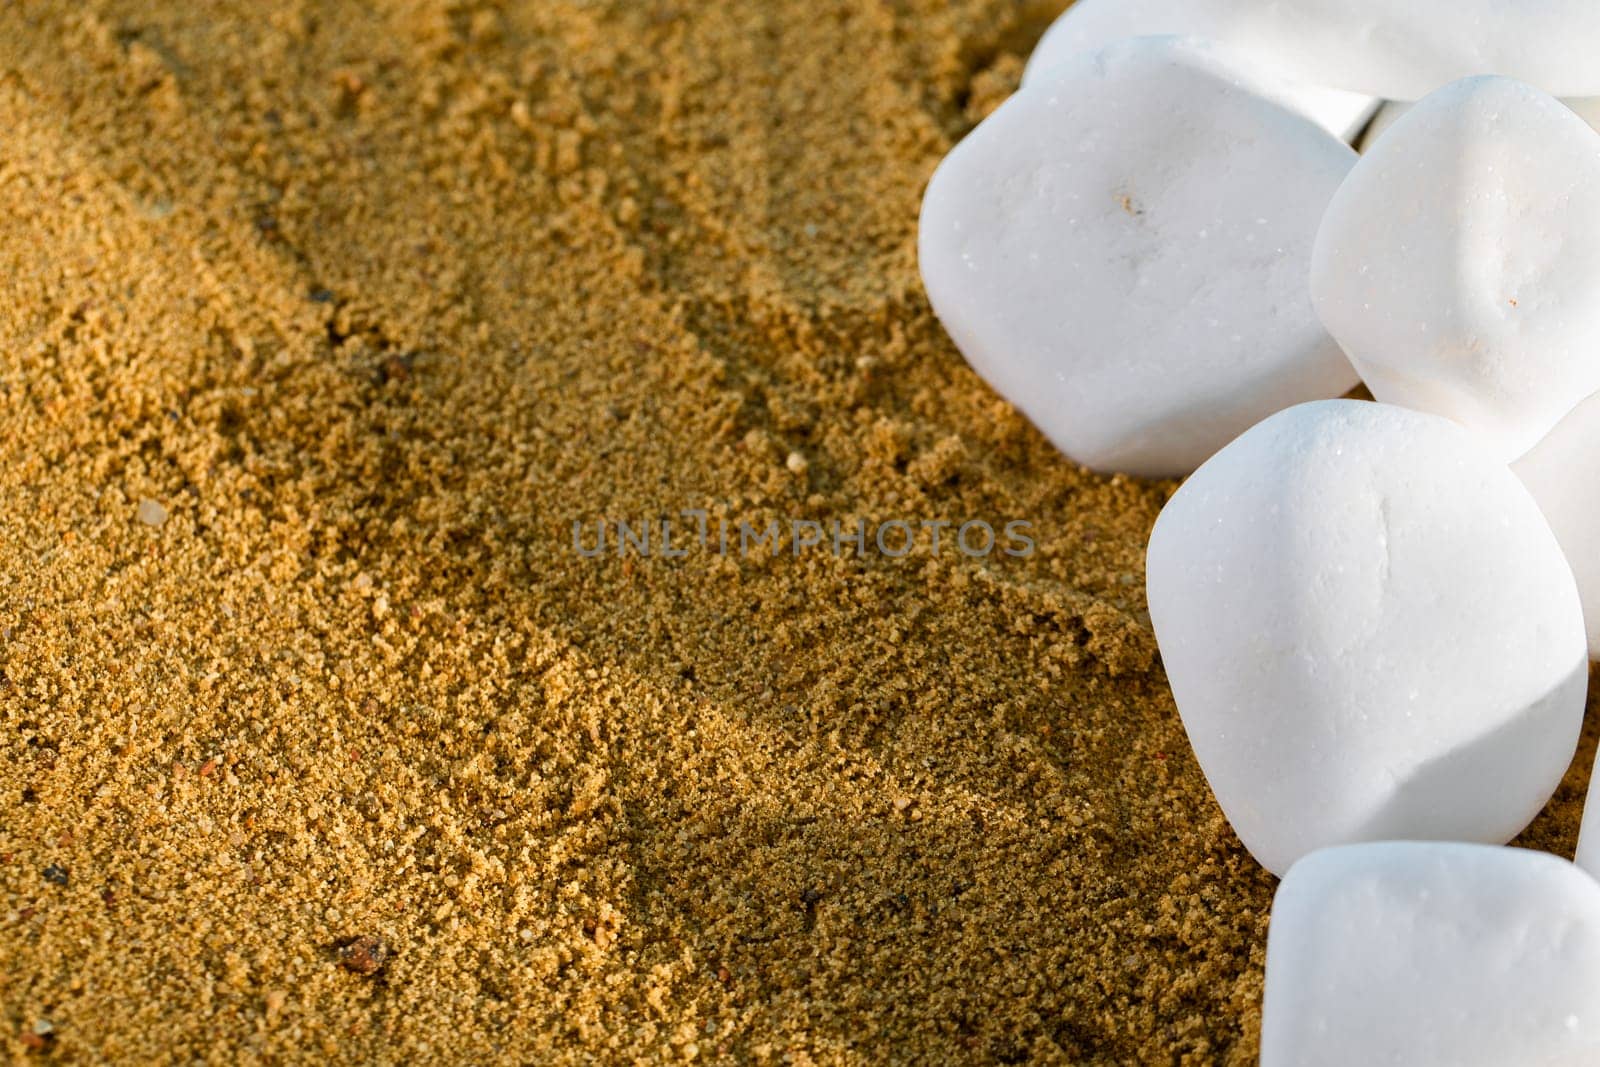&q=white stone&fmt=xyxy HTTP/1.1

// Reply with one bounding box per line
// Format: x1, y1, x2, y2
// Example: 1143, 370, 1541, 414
1021, 0, 1600, 101
136, 498, 168, 528
1262, 843, 1600, 1067
1146, 400, 1586, 876
919, 37, 1357, 479
1515, 390, 1600, 659
1312, 77, 1600, 461
1023, 0, 1378, 140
